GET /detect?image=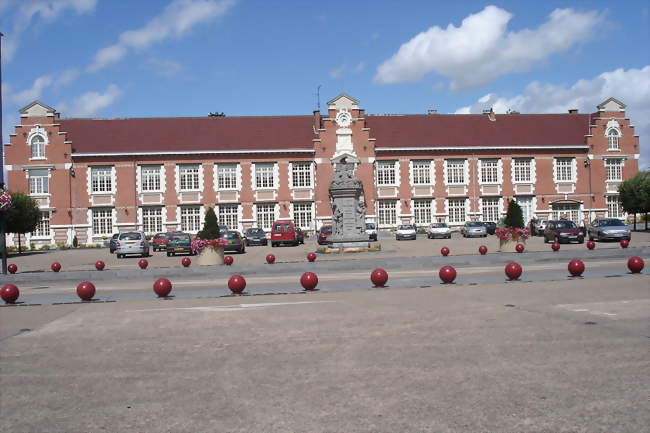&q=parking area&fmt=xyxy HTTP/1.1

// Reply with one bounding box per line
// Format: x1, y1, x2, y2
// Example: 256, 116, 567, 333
5, 229, 650, 273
